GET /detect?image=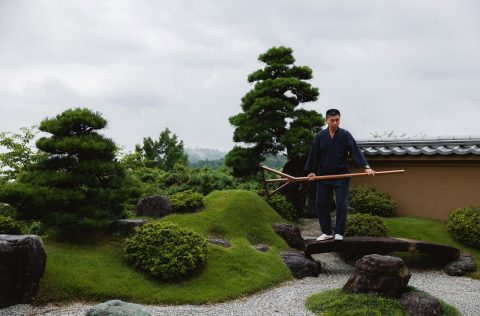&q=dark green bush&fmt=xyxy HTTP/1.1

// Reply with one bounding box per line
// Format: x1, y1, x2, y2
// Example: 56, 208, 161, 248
0, 215, 22, 234
21, 220, 47, 235
349, 185, 396, 217
124, 221, 208, 280
345, 213, 388, 237
168, 190, 205, 213
0, 203, 17, 218
448, 206, 480, 249
258, 191, 297, 221
188, 167, 235, 195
